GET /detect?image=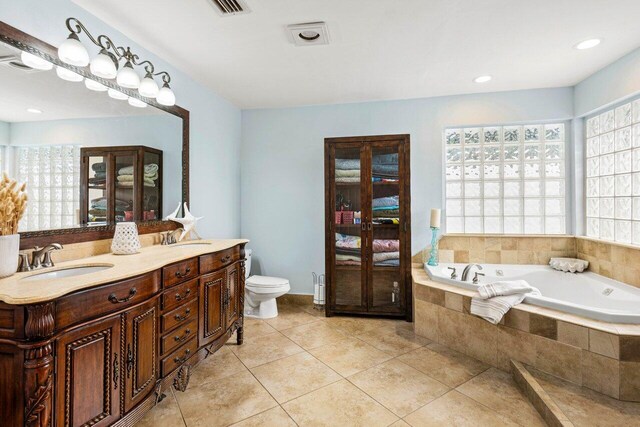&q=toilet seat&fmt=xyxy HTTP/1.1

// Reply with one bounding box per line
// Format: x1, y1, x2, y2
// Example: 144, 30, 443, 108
246, 275, 290, 293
